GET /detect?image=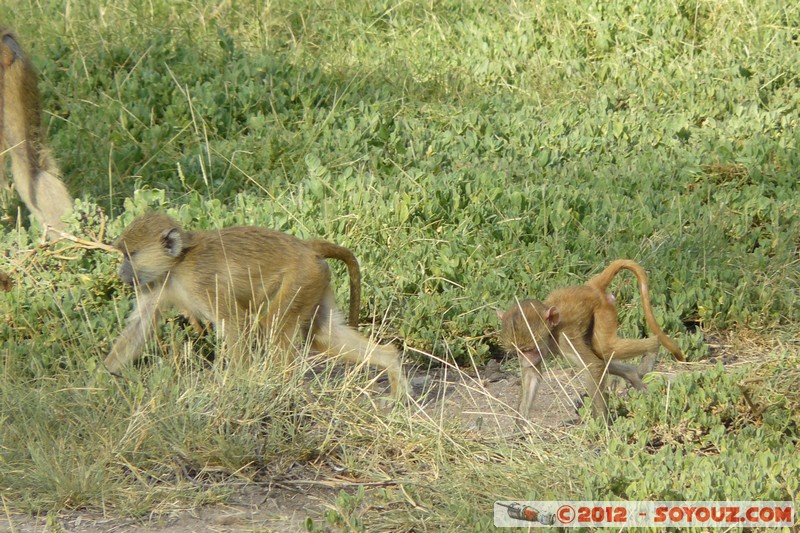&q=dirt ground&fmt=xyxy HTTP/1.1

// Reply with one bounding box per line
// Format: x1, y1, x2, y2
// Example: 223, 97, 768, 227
0, 334, 754, 532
